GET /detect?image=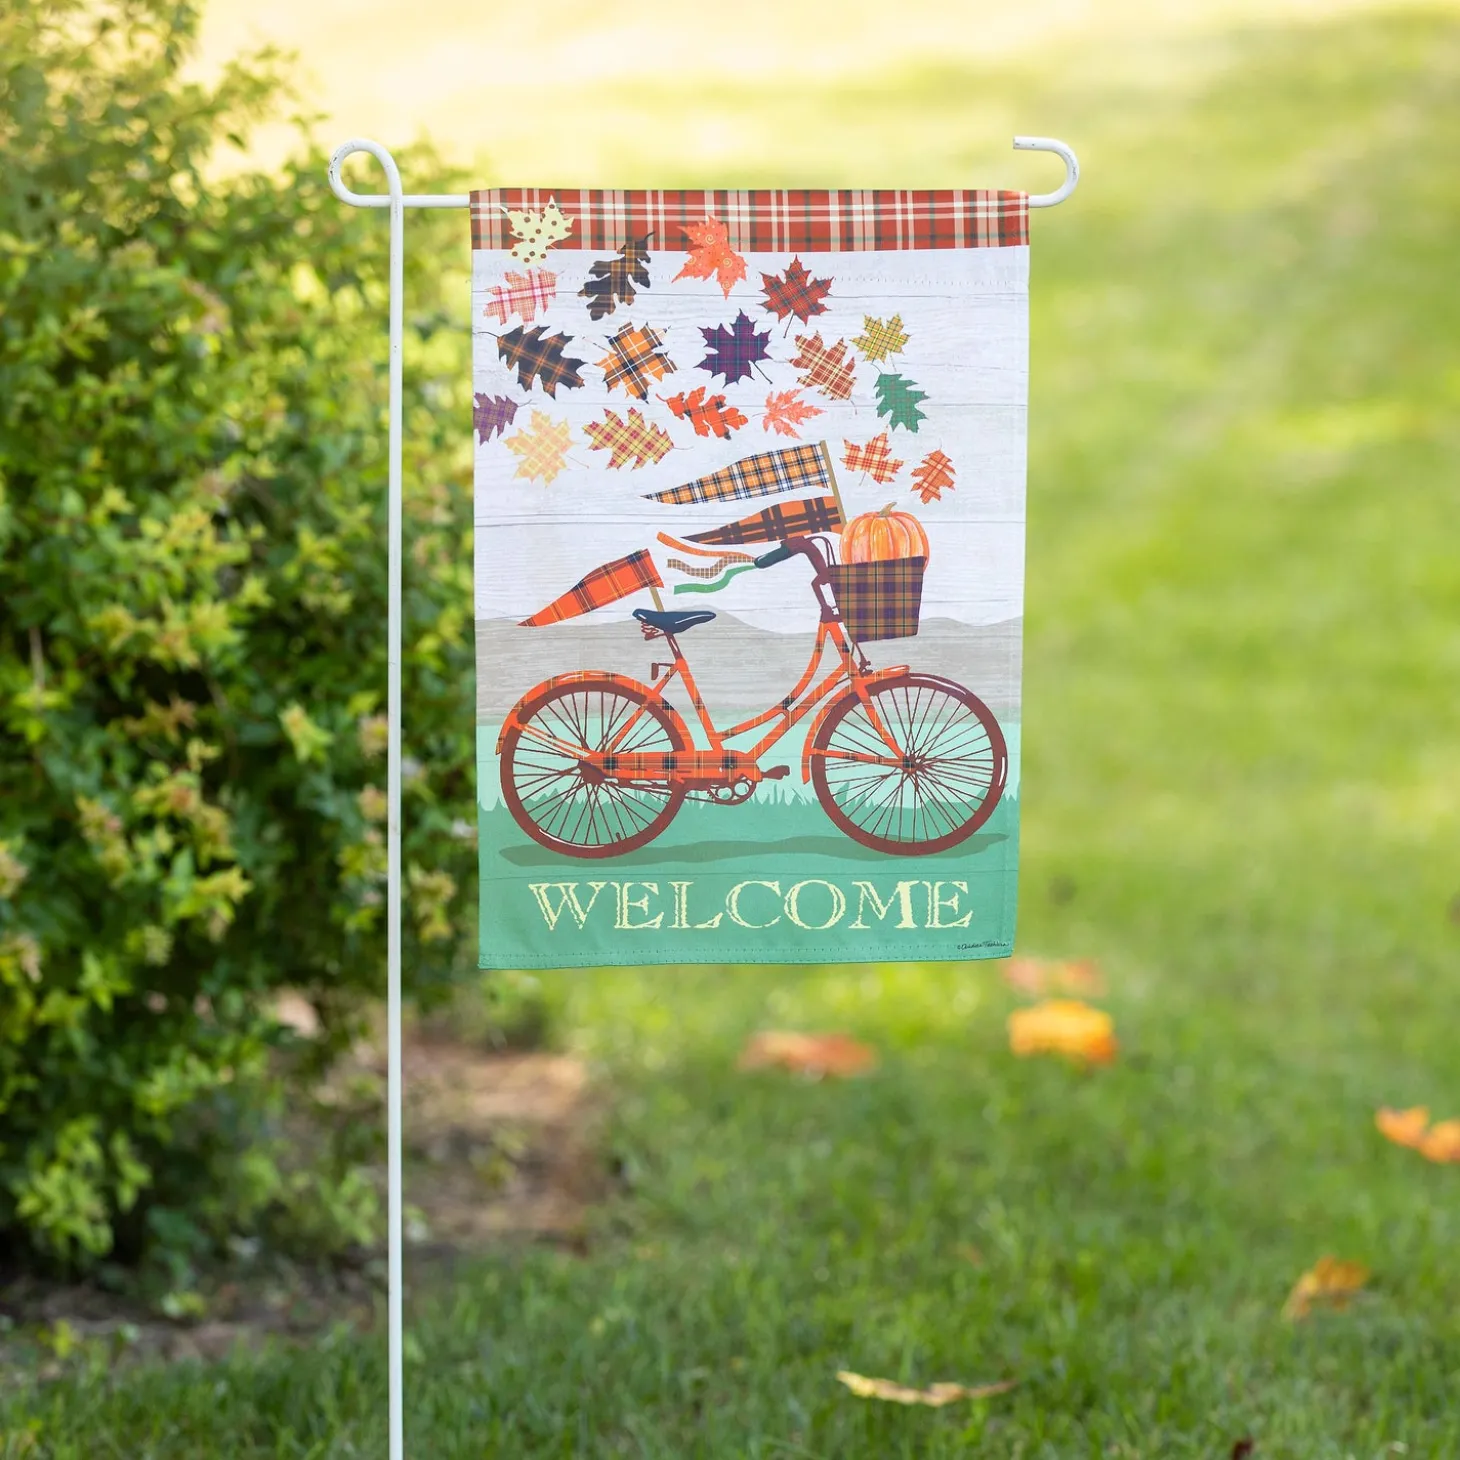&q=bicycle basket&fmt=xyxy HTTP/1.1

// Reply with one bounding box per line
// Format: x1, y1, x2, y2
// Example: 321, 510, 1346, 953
825, 556, 927, 642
